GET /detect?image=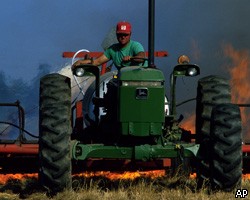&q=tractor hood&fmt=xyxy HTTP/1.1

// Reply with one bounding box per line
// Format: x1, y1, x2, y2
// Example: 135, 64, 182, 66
119, 66, 165, 82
